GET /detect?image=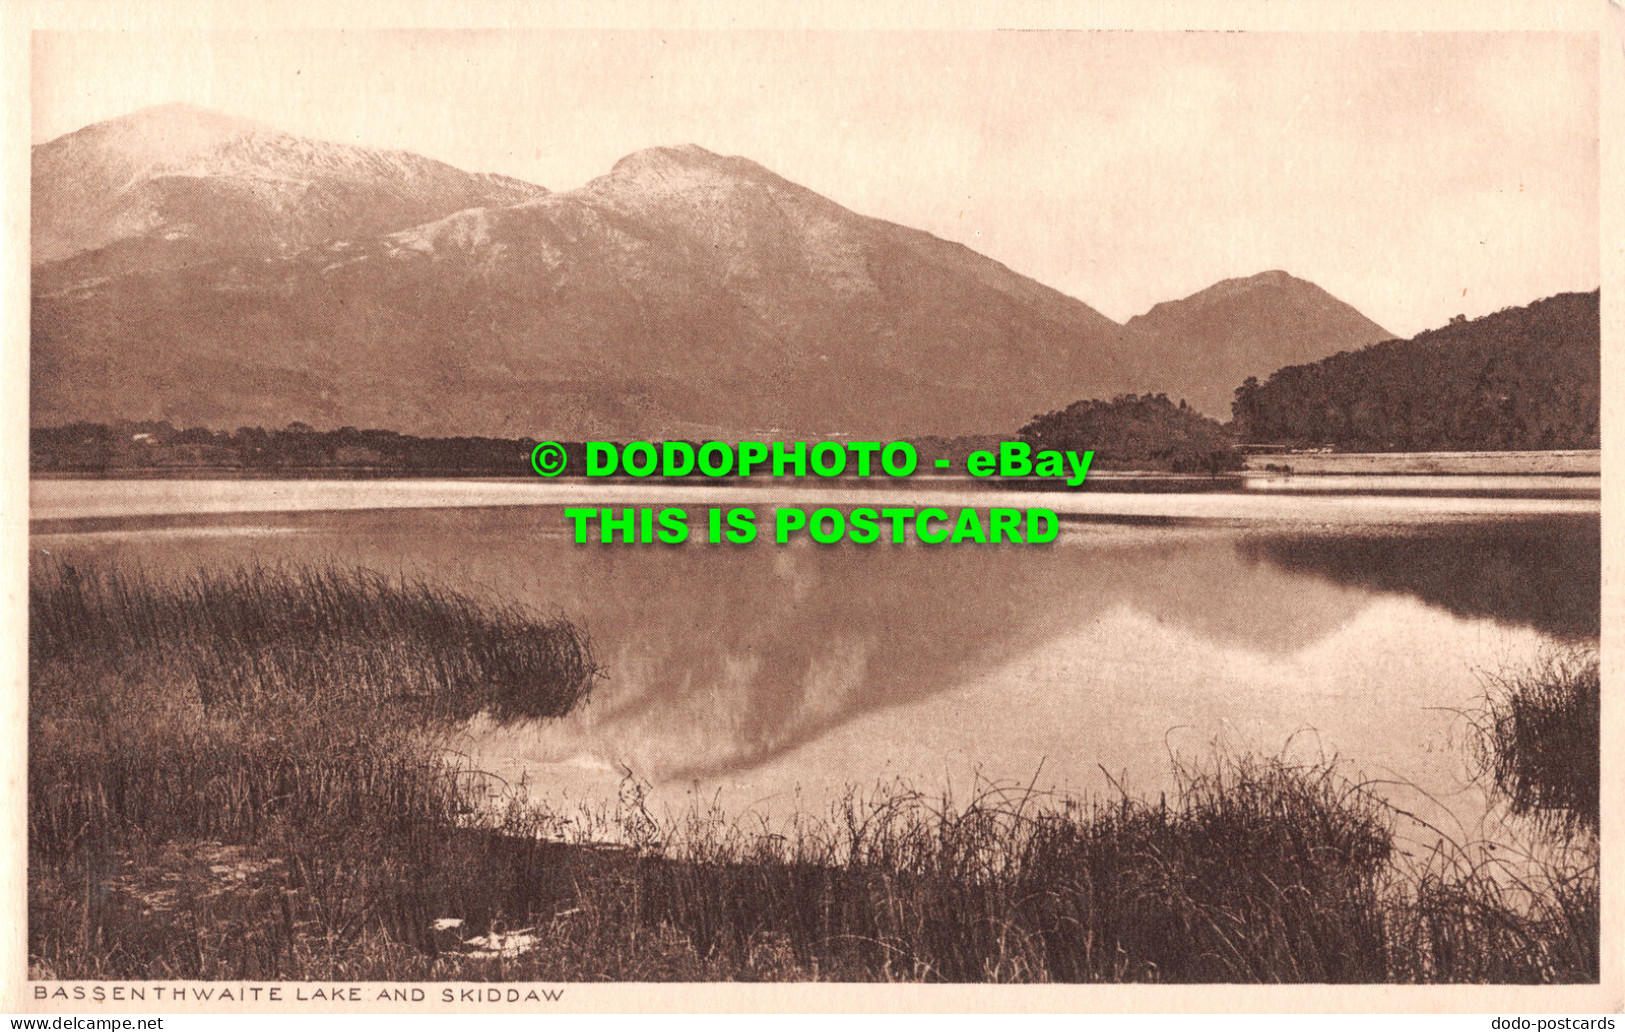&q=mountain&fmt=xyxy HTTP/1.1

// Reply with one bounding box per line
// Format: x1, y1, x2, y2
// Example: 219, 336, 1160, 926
1231, 290, 1600, 450
30, 107, 1392, 440
1120, 271, 1393, 417
33, 122, 1137, 438
31, 103, 547, 290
